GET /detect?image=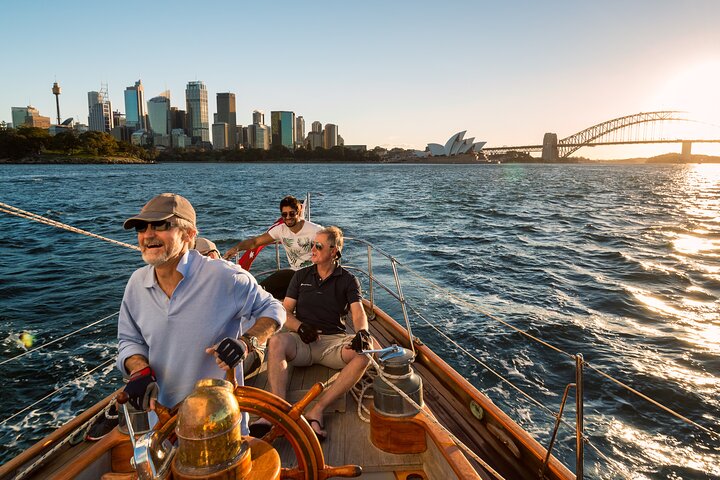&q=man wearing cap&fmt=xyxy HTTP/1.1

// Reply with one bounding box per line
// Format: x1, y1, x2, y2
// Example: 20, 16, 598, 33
223, 195, 323, 299
116, 193, 285, 425
194, 237, 221, 259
